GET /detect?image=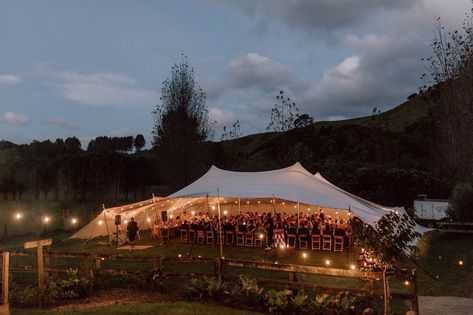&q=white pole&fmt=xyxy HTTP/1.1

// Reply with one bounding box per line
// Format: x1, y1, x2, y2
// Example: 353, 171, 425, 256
102, 204, 111, 246
217, 189, 224, 259
238, 198, 241, 215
